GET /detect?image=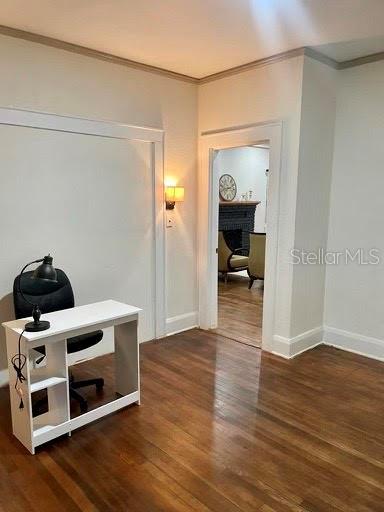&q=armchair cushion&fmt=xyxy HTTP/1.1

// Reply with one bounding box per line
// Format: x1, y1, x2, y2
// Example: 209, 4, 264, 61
229, 255, 249, 269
